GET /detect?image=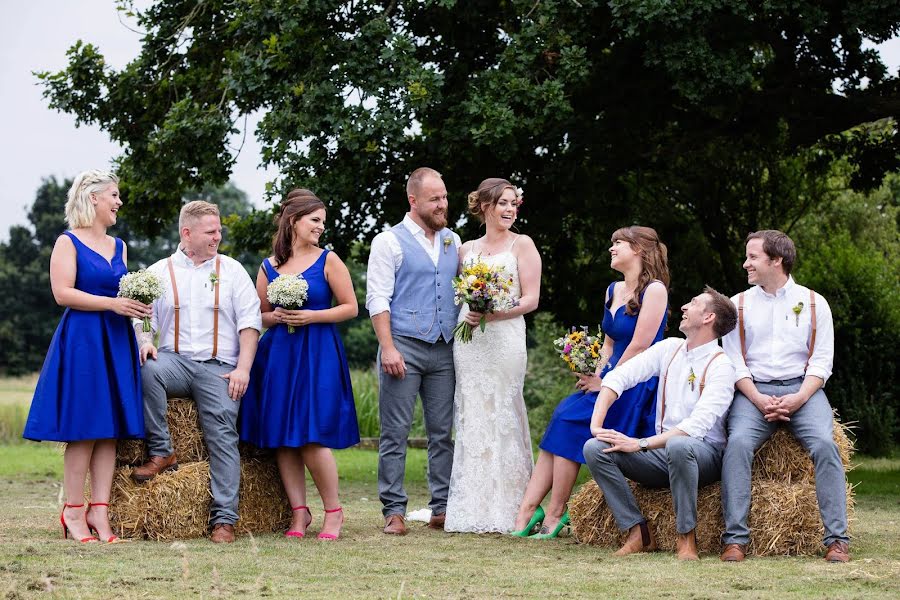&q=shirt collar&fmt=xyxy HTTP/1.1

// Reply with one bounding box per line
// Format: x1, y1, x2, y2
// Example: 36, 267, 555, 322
757, 275, 795, 299
402, 214, 425, 237
684, 338, 721, 361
